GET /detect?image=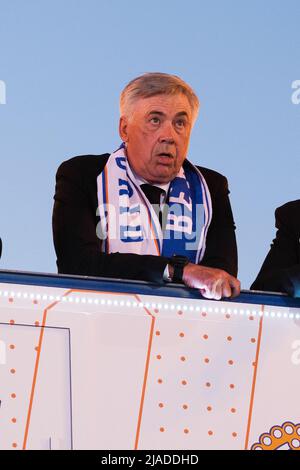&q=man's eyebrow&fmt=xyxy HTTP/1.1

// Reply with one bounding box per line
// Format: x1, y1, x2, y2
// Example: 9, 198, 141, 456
147, 111, 189, 117
147, 111, 165, 116
175, 111, 189, 118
